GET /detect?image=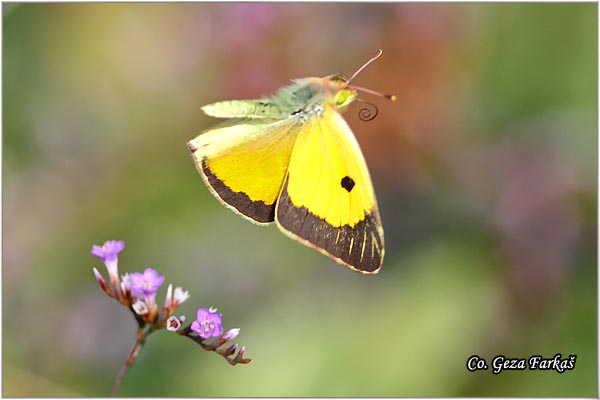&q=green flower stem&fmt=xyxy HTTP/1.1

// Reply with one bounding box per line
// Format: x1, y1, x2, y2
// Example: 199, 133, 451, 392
110, 325, 154, 396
